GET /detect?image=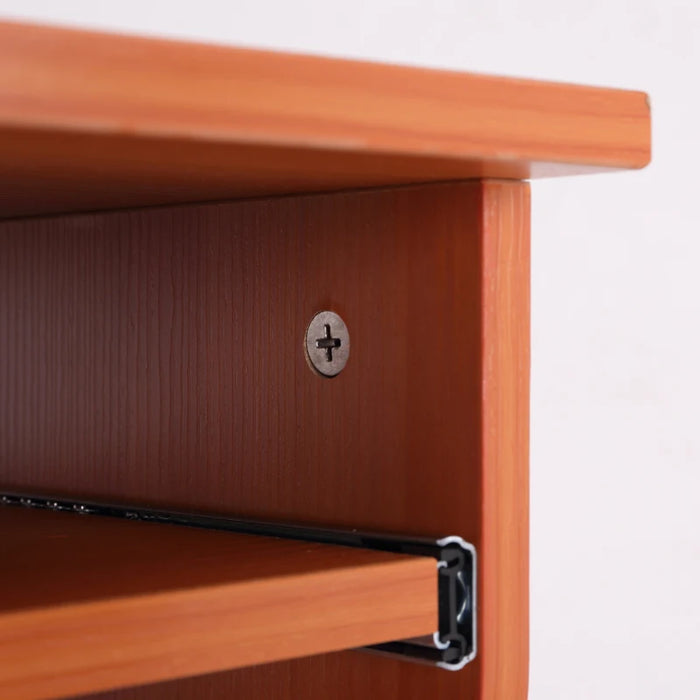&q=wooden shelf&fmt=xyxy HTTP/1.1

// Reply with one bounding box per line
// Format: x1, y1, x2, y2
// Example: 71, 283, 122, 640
0, 20, 649, 219
0, 506, 436, 699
